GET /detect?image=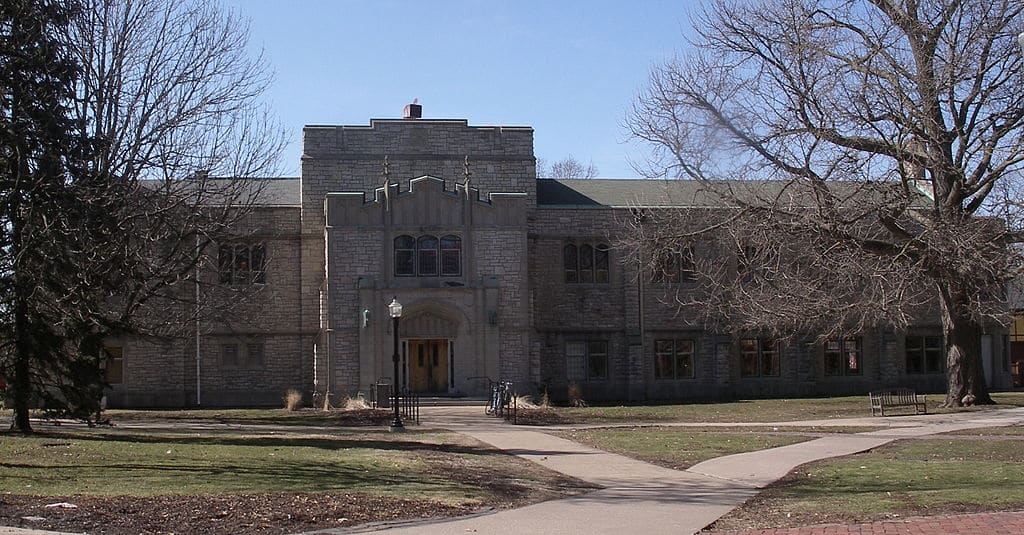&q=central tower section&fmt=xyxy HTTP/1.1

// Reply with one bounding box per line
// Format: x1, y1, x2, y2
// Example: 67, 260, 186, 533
301, 107, 536, 399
